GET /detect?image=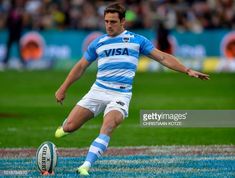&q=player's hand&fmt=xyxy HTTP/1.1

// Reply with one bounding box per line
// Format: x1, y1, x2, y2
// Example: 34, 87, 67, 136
55, 88, 66, 105
187, 69, 210, 80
